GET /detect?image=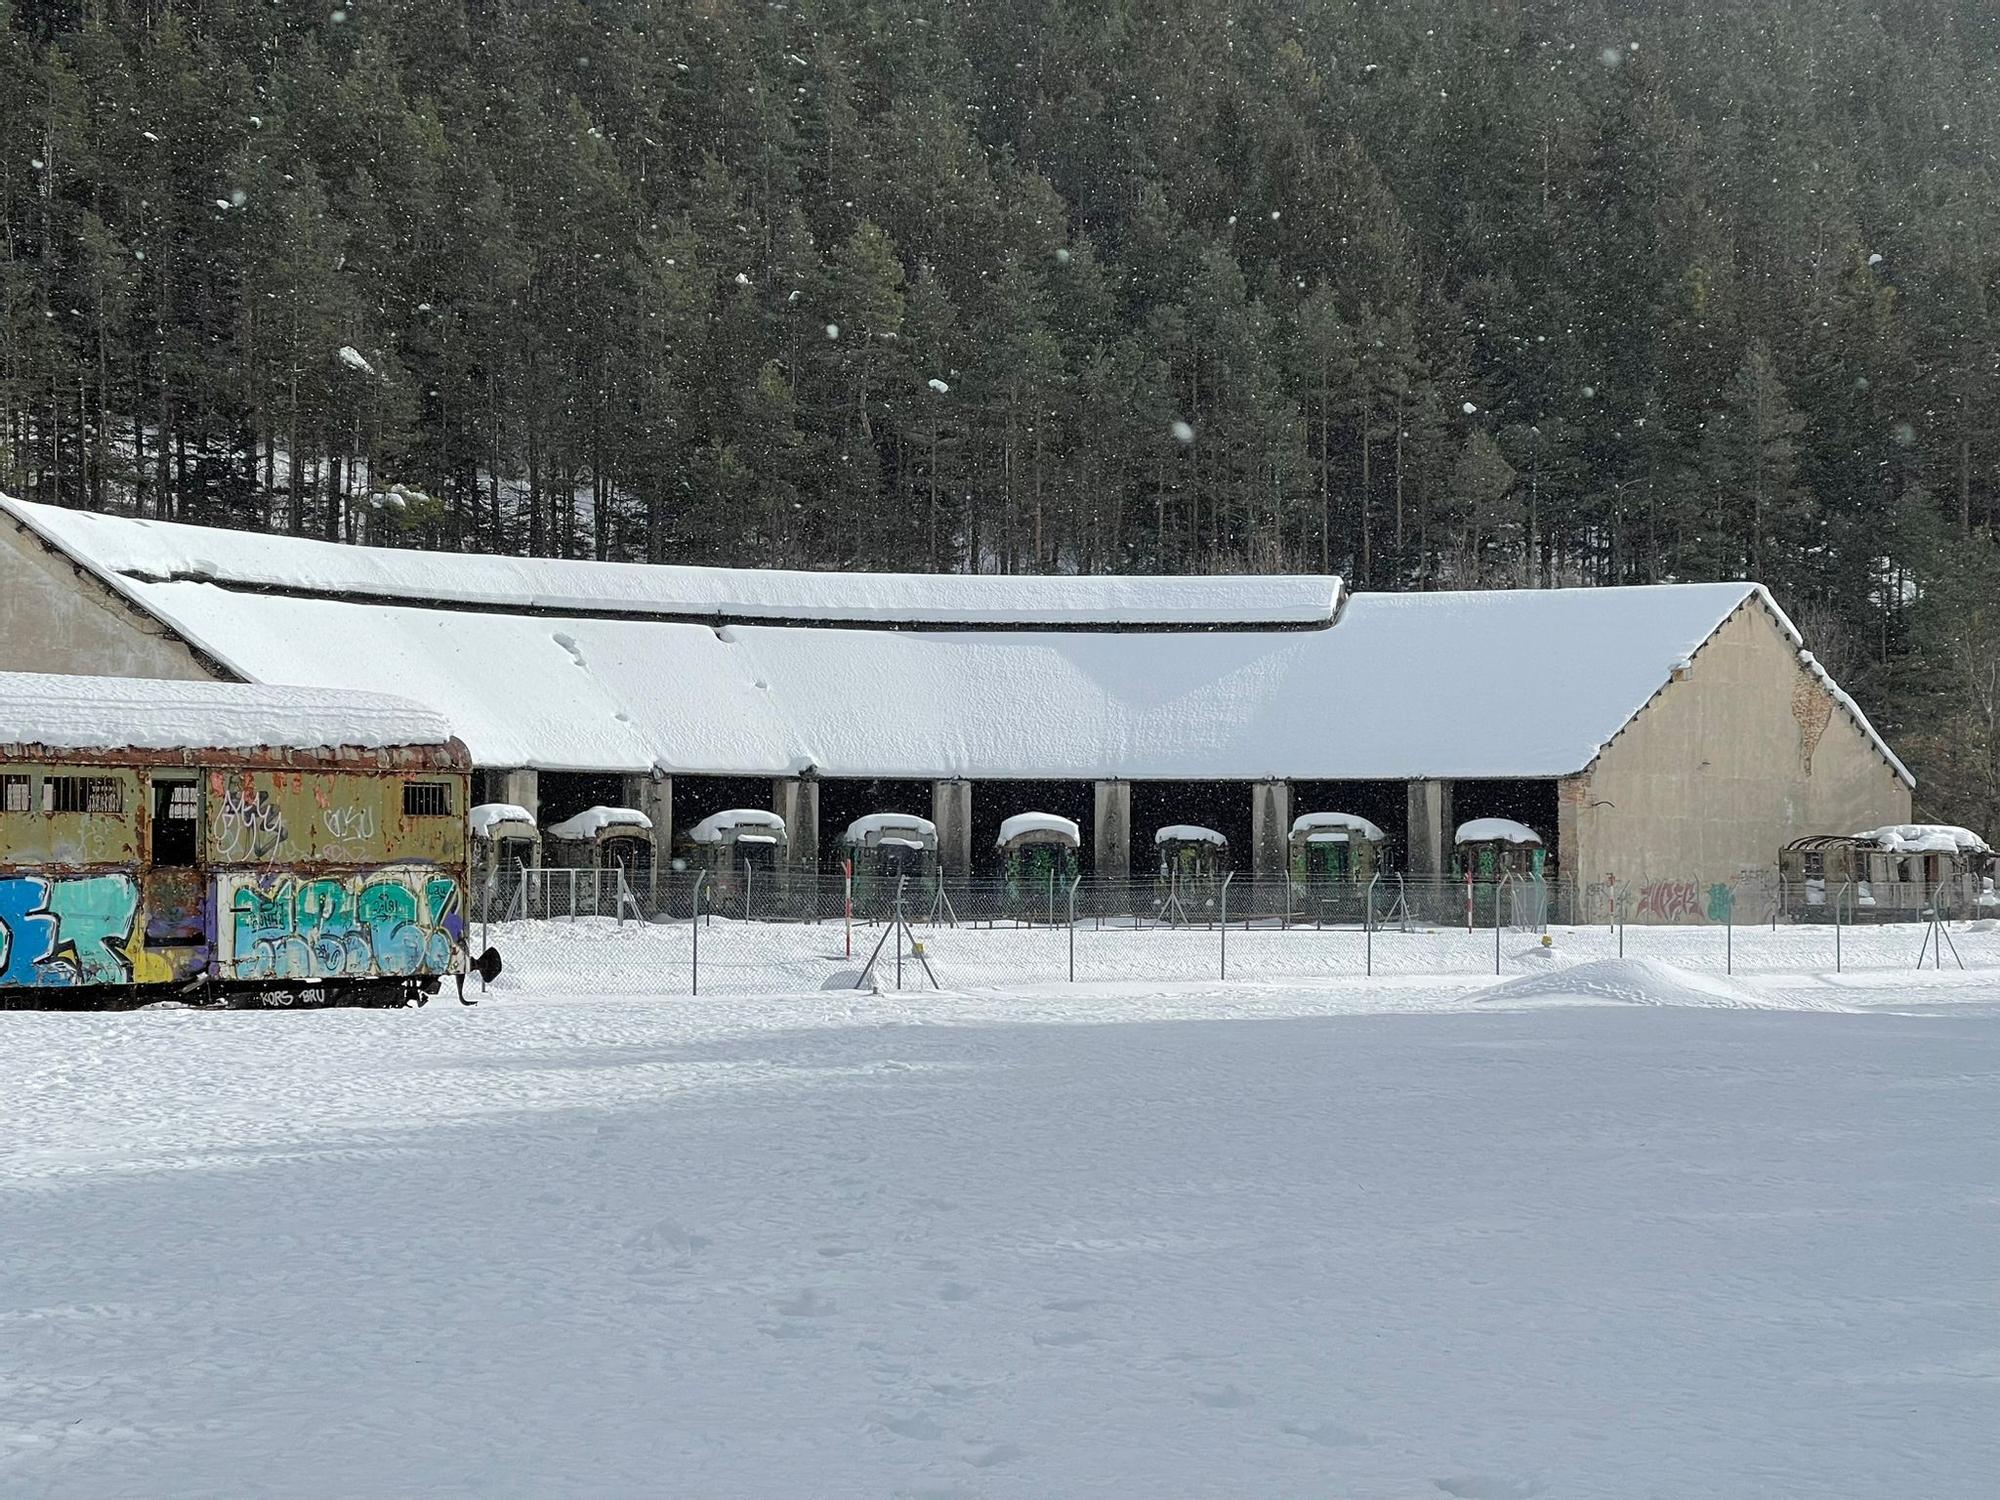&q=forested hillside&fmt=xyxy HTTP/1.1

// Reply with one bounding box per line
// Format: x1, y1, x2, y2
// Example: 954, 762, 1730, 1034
1, 0, 1996, 829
